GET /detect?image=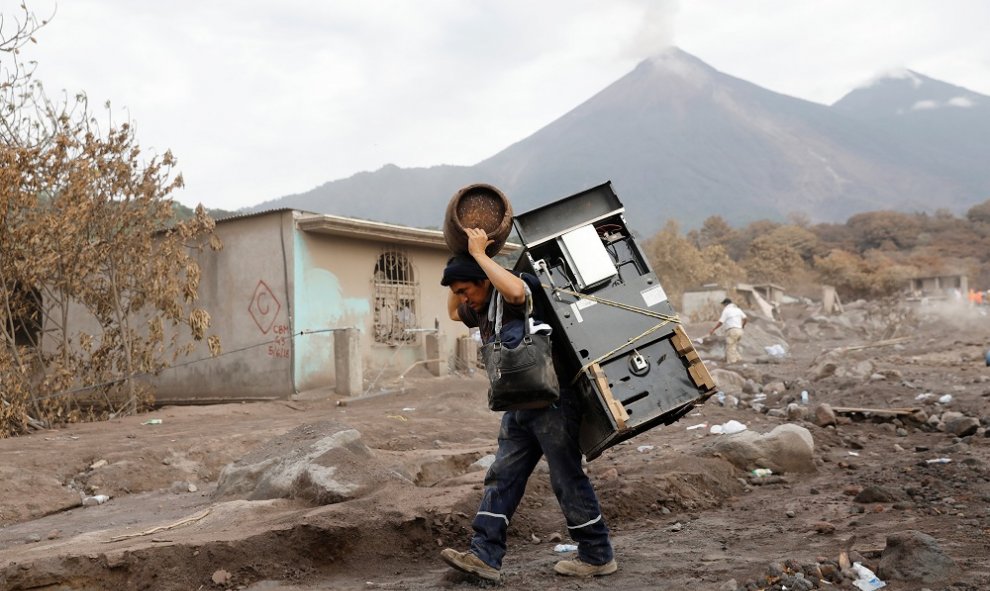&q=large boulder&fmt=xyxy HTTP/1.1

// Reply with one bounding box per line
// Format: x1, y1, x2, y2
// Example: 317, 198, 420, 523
701, 423, 816, 474
878, 530, 956, 583
214, 421, 409, 504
